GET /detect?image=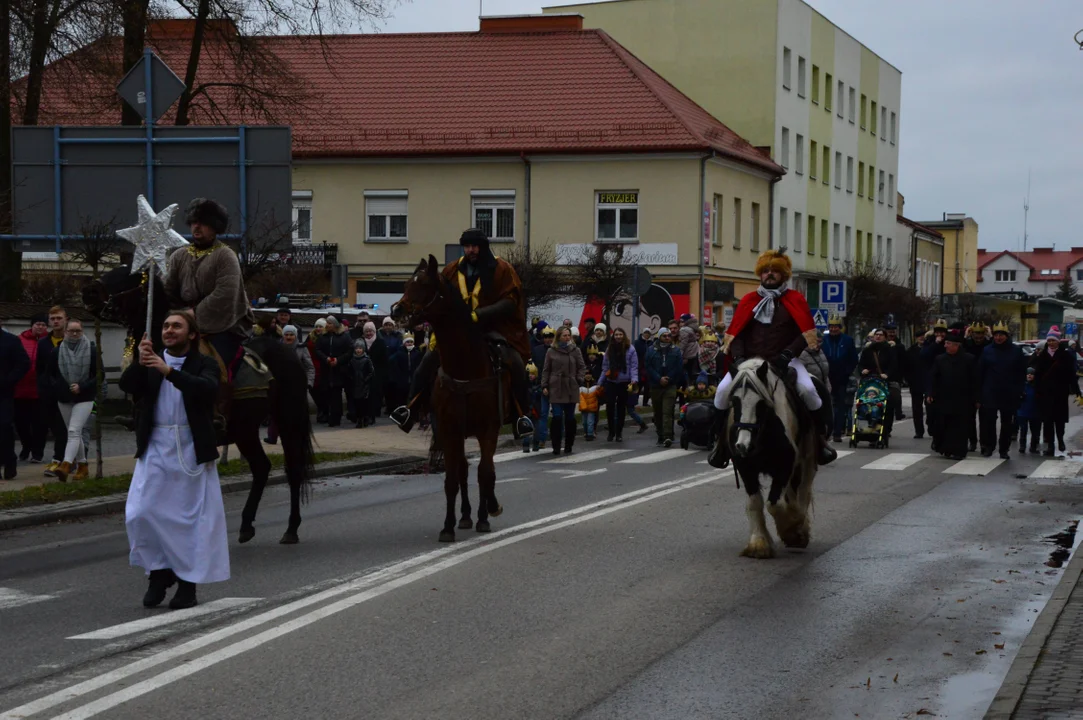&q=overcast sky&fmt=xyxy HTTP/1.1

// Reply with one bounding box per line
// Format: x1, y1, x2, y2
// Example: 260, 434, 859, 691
378, 0, 1083, 252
